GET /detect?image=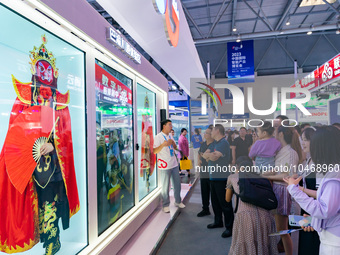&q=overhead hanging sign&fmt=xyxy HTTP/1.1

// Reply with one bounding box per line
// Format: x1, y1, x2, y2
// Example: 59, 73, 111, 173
227, 40, 255, 84
290, 53, 340, 97
106, 27, 142, 64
